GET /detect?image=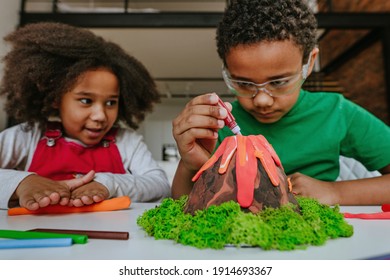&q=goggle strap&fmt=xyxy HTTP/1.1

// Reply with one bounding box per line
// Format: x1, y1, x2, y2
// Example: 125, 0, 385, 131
302, 54, 312, 79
